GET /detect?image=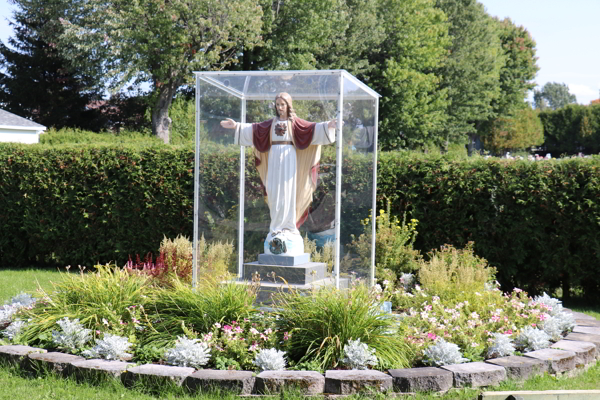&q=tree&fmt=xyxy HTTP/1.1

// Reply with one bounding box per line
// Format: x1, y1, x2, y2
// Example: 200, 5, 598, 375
57, 0, 264, 143
533, 82, 577, 110
491, 18, 539, 118
0, 0, 102, 130
481, 103, 544, 154
436, 0, 505, 149
369, 0, 450, 150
